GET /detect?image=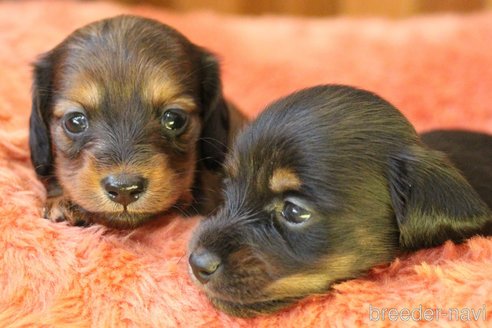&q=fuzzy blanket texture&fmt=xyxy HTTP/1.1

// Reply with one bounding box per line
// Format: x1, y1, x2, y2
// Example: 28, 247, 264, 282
1, 1, 491, 327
